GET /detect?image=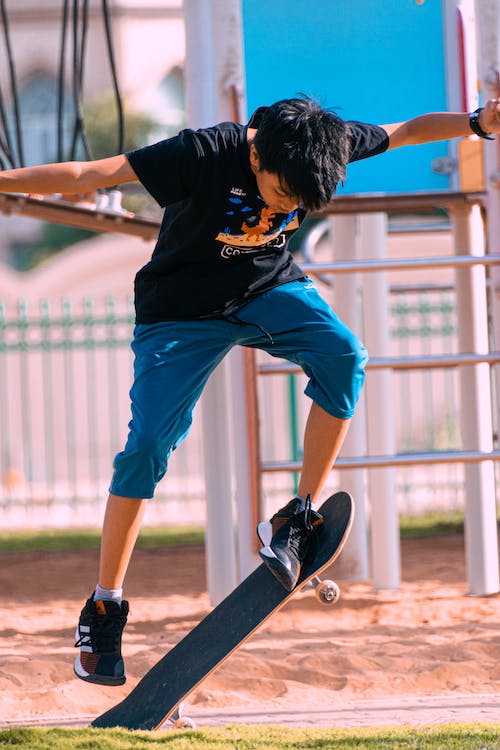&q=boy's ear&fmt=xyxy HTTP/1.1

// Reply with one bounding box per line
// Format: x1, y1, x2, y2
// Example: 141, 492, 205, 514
249, 143, 260, 173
